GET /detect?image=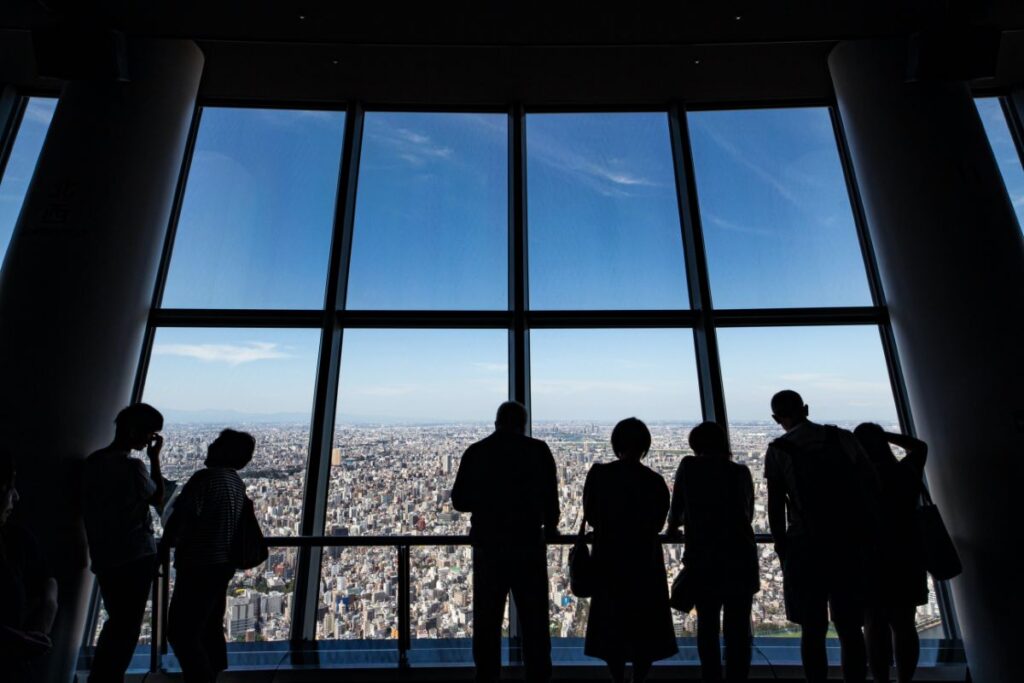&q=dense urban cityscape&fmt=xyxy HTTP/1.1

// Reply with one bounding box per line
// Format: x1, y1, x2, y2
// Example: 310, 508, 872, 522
94, 420, 941, 649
